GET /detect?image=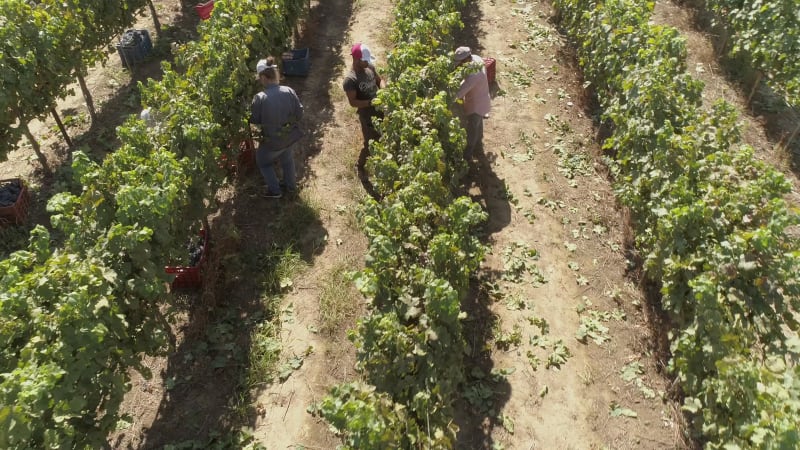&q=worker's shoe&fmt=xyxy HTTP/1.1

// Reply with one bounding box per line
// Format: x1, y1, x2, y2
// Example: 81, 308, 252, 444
261, 189, 282, 199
